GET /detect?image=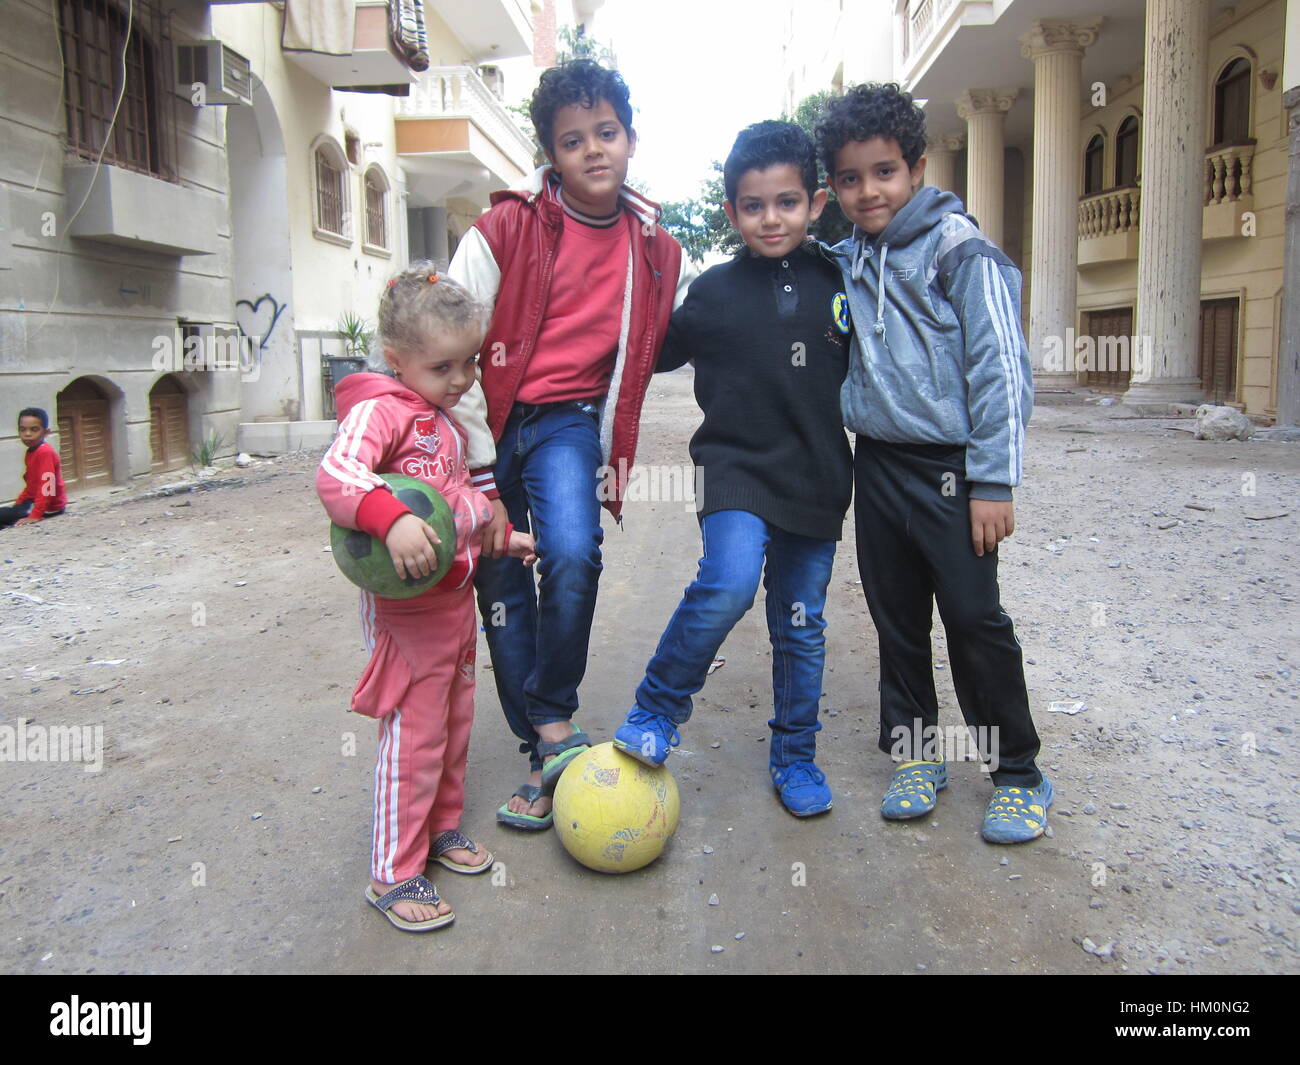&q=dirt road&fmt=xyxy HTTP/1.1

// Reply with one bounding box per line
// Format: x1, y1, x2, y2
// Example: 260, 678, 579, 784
1, 371, 1296, 974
